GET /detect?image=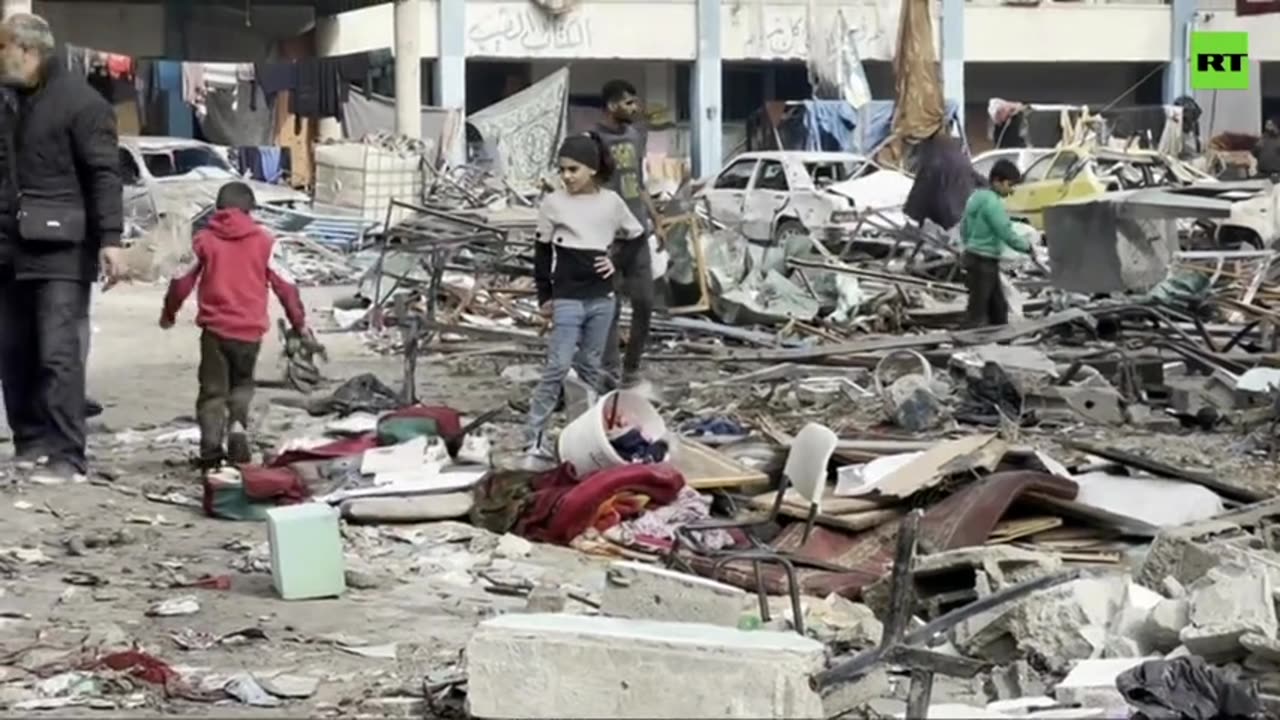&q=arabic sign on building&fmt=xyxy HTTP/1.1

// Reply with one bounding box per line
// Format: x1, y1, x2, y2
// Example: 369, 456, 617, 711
468, 5, 594, 56
723, 0, 920, 62
466, 1, 694, 59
